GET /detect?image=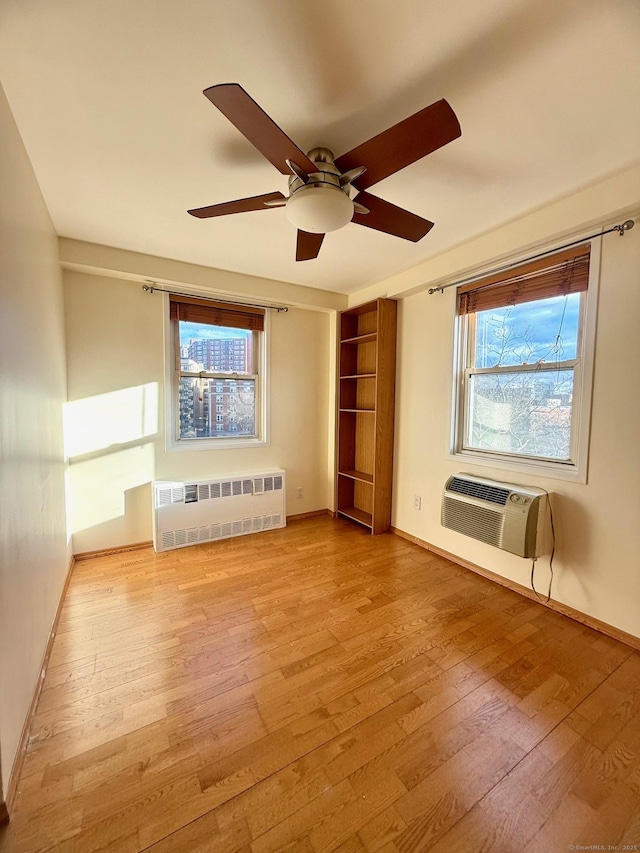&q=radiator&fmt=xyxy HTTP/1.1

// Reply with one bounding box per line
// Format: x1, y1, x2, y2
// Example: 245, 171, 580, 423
152, 469, 286, 552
